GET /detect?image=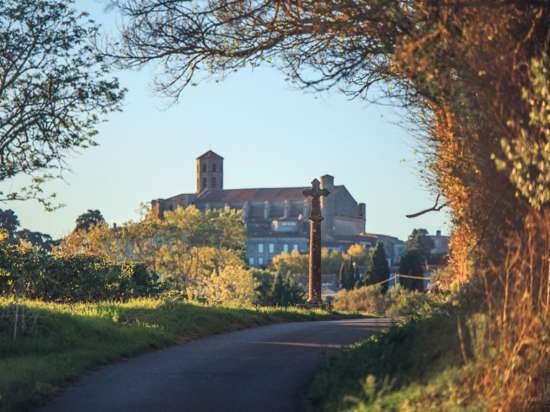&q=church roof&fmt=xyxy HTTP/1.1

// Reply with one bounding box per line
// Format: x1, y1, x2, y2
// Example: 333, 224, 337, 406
197, 150, 224, 160
194, 186, 344, 204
